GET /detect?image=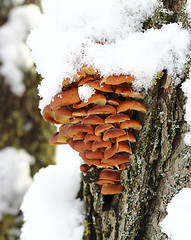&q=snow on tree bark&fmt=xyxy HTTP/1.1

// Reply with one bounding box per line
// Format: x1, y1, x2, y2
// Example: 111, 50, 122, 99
82, 2, 191, 239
